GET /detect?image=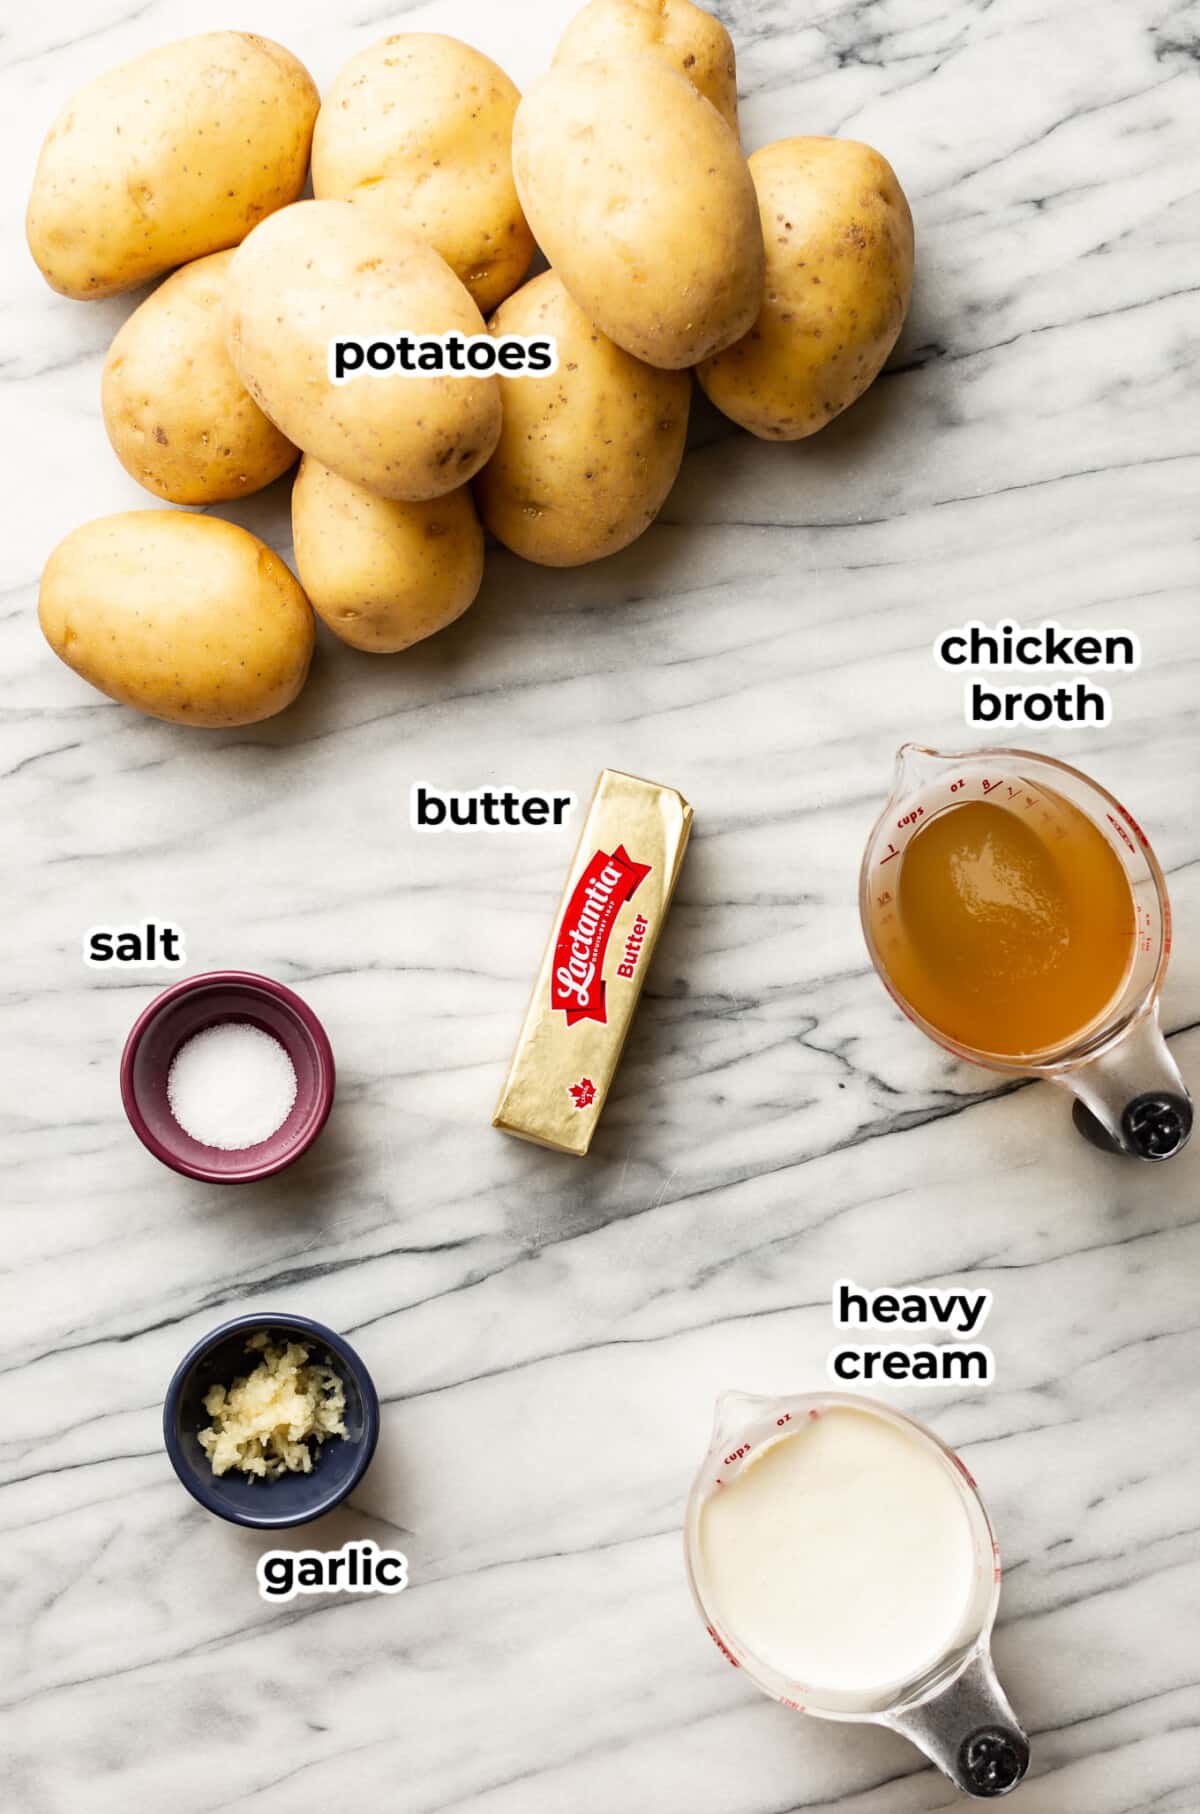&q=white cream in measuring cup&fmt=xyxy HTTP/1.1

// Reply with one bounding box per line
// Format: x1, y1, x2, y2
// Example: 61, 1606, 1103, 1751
685, 1392, 1030, 1798
700, 1404, 974, 1693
